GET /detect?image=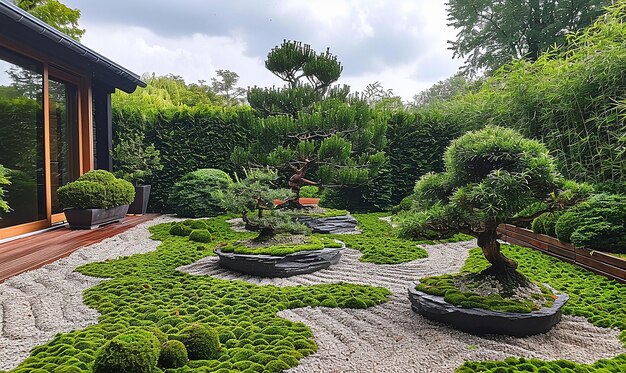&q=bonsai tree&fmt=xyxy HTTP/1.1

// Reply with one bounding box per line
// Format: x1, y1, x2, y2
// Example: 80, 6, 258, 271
112, 133, 163, 186
0, 164, 10, 214
403, 126, 590, 284
234, 40, 389, 210
221, 168, 307, 238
